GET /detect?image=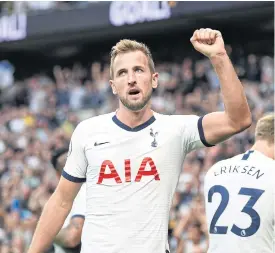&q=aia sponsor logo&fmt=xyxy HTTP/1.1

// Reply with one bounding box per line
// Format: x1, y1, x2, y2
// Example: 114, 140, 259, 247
97, 157, 160, 184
